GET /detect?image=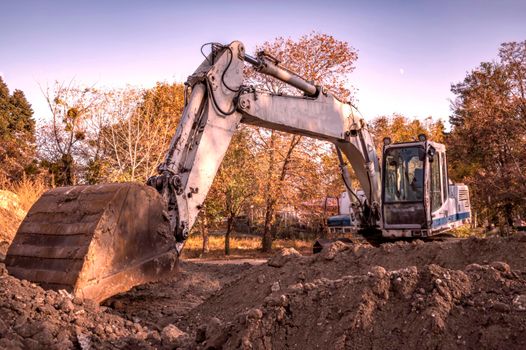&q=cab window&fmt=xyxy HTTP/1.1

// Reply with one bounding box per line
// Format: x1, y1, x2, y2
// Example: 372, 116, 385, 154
384, 147, 425, 203
431, 153, 442, 211
441, 152, 448, 199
